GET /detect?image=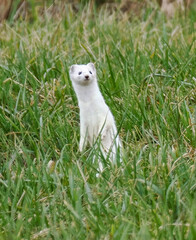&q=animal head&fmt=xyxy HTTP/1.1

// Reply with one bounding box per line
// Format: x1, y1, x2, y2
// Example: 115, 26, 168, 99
69, 63, 96, 86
